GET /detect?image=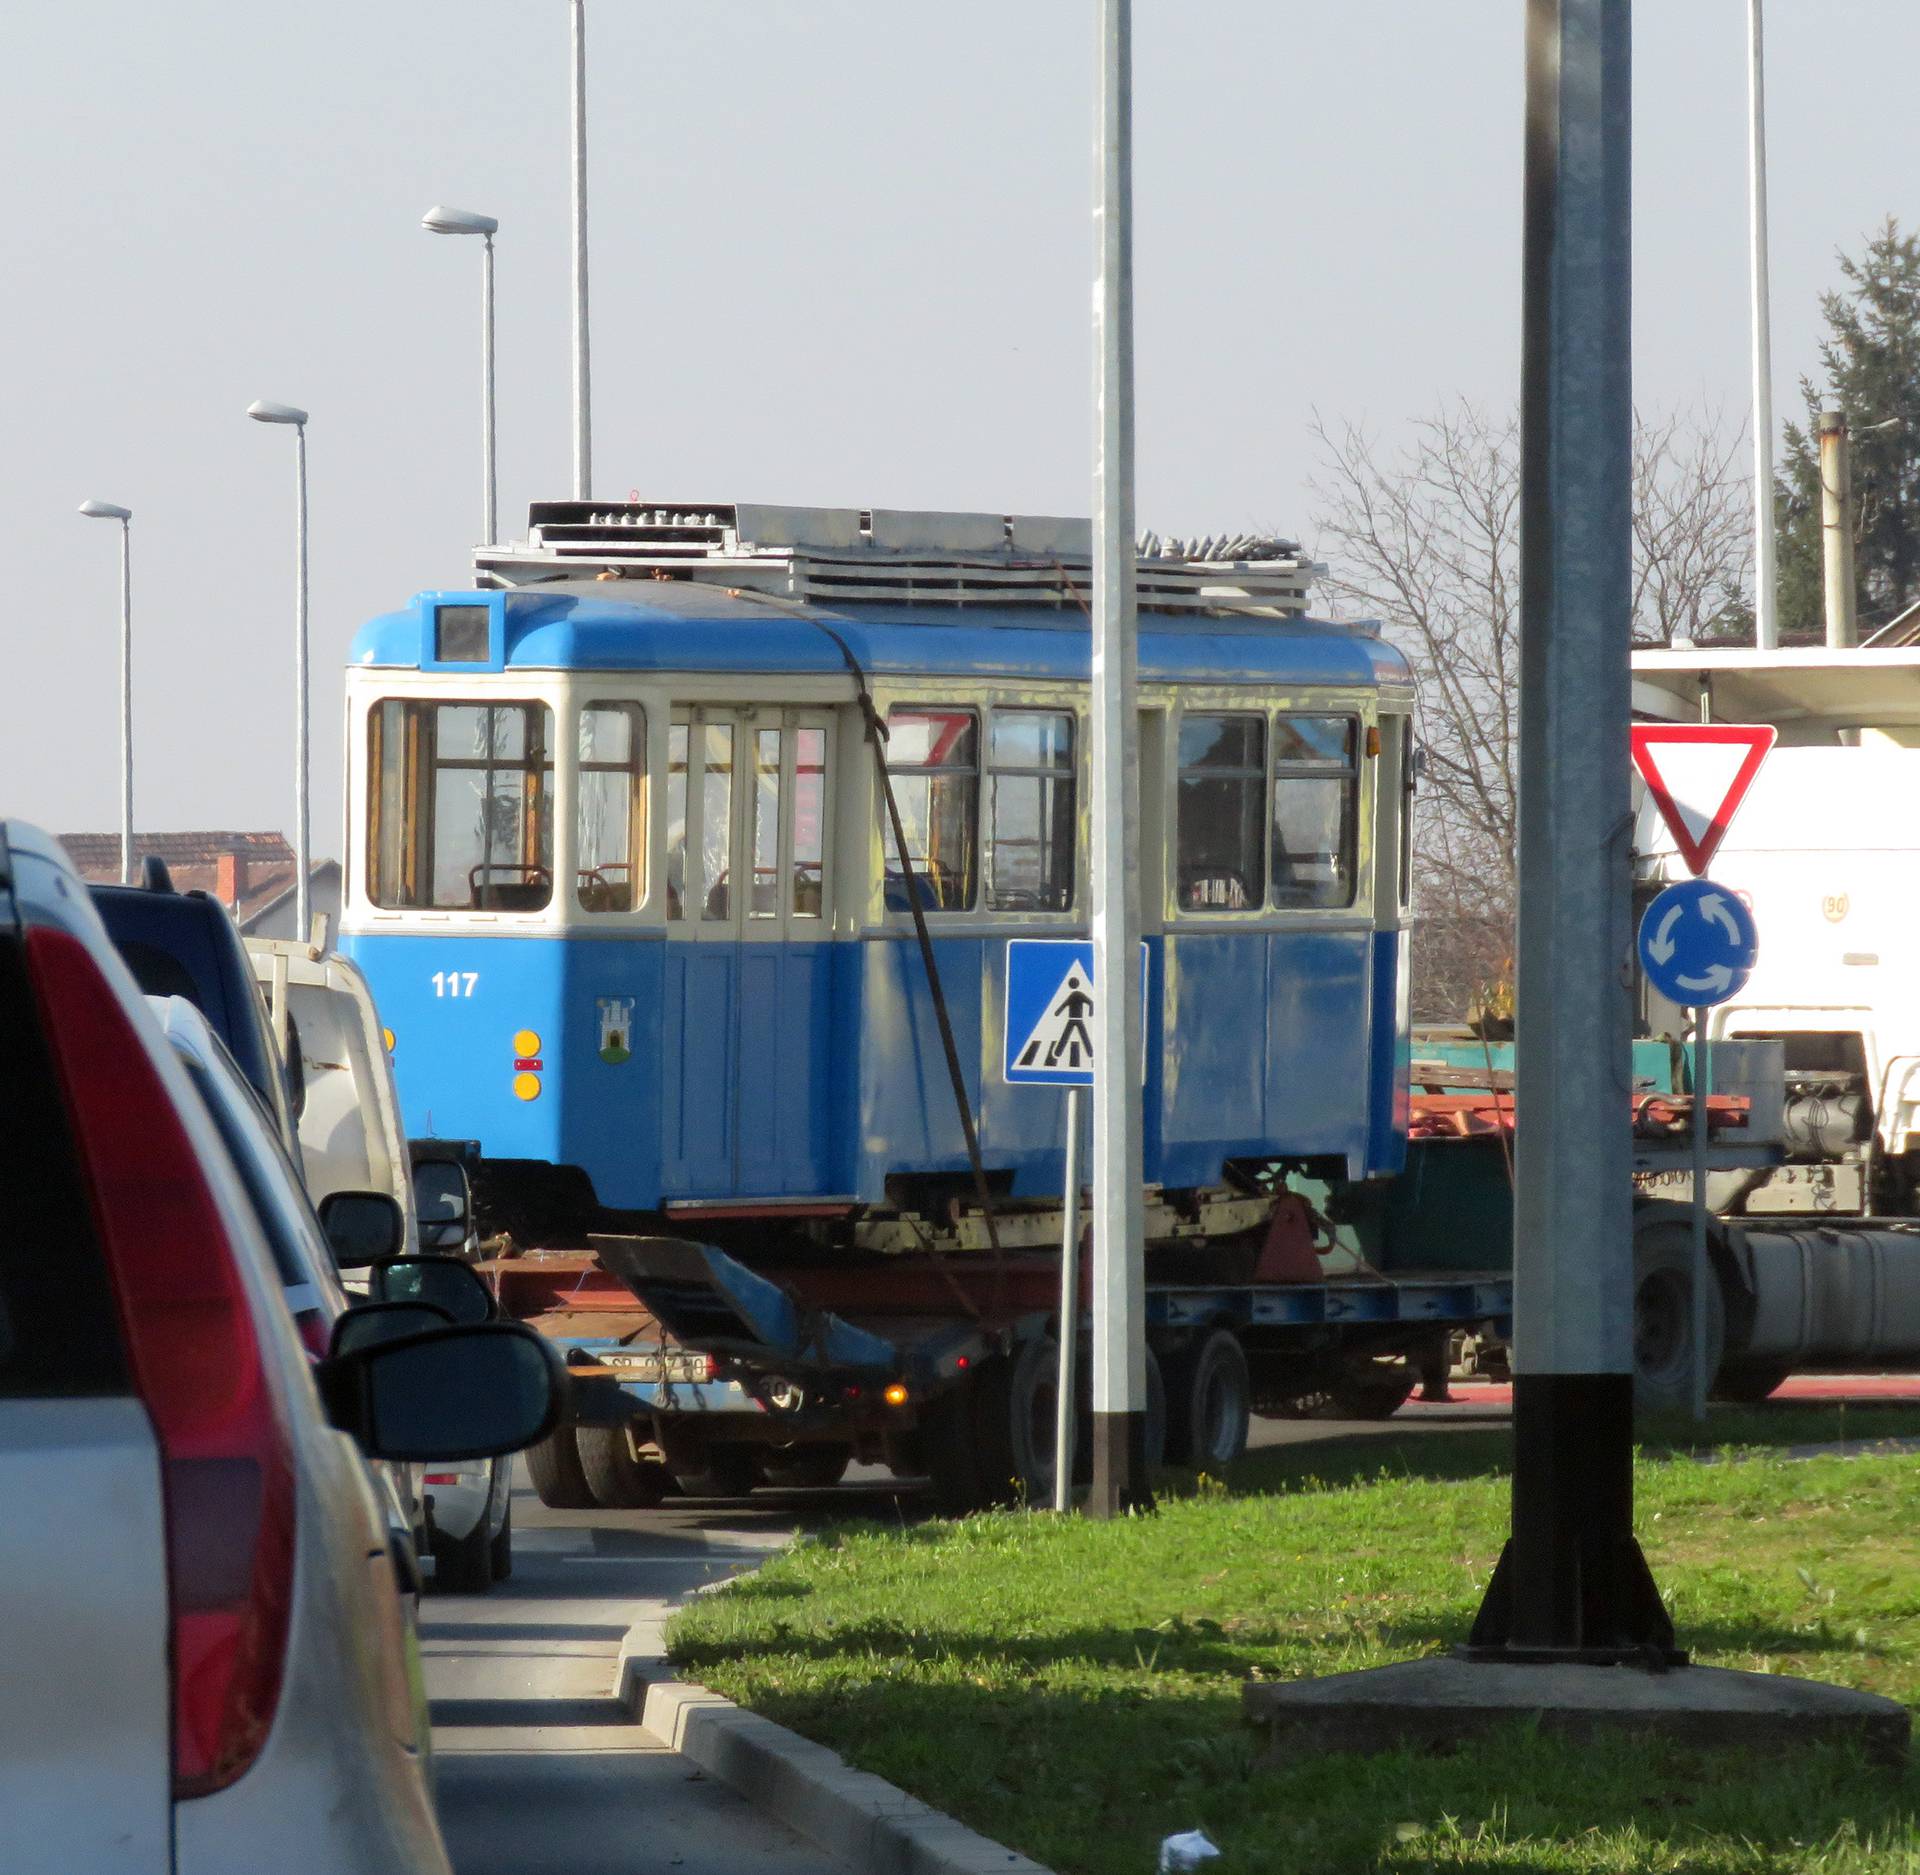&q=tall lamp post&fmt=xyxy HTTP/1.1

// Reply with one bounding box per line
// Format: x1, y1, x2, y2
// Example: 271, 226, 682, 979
569, 0, 591, 499
1747, 0, 1779, 649
78, 499, 134, 884
247, 401, 312, 941
422, 206, 501, 545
